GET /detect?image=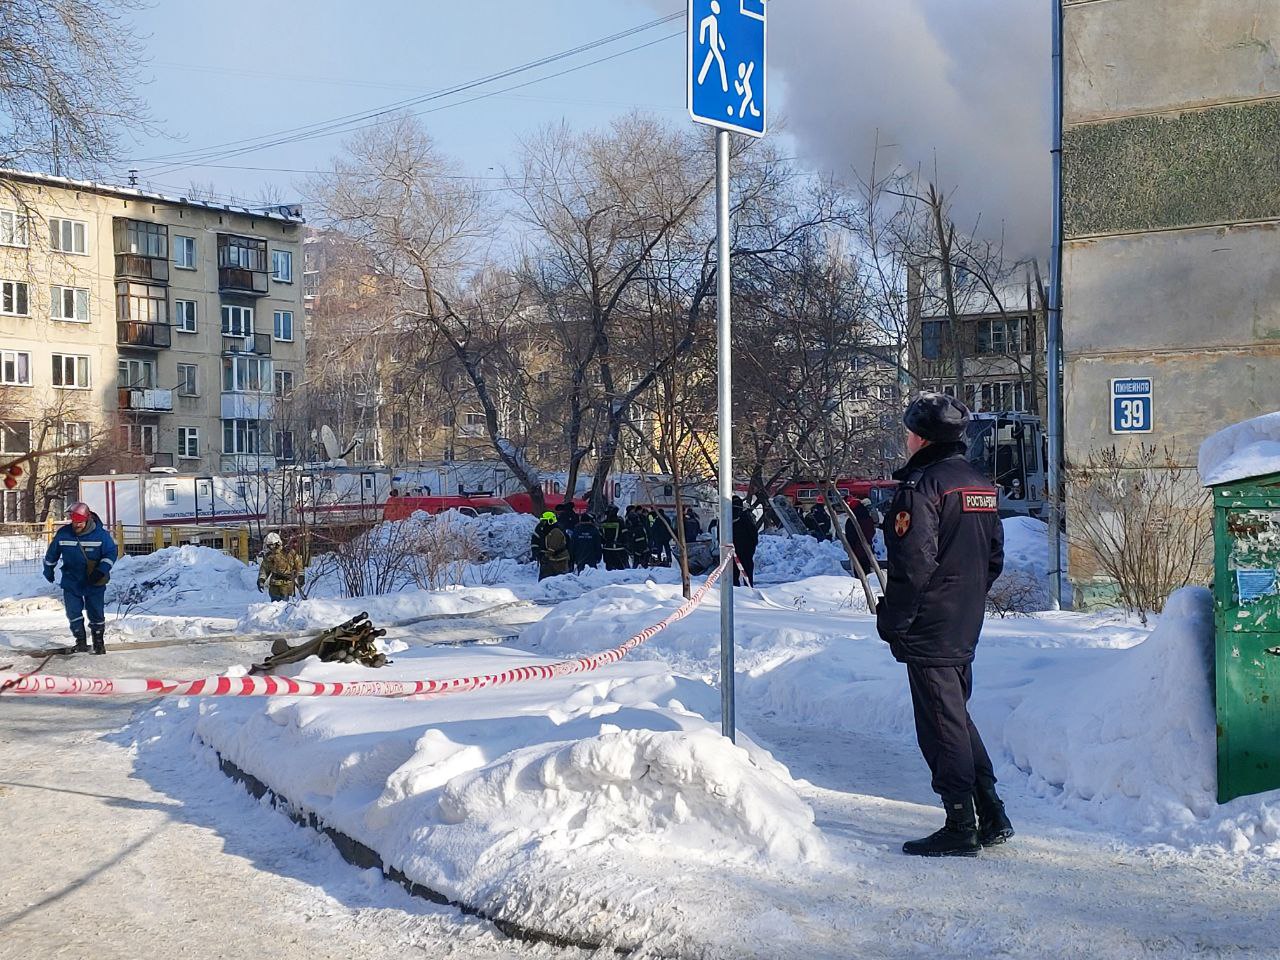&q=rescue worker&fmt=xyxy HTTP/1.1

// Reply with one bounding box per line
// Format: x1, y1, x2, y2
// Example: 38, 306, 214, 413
601, 507, 629, 570
845, 498, 878, 573
731, 496, 758, 586
806, 501, 832, 541
257, 532, 304, 601
876, 393, 1012, 857
43, 501, 117, 654
541, 512, 572, 578
625, 506, 651, 568
531, 510, 556, 572
648, 510, 674, 567
571, 514, 604, 573
682, 506, 702, 543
